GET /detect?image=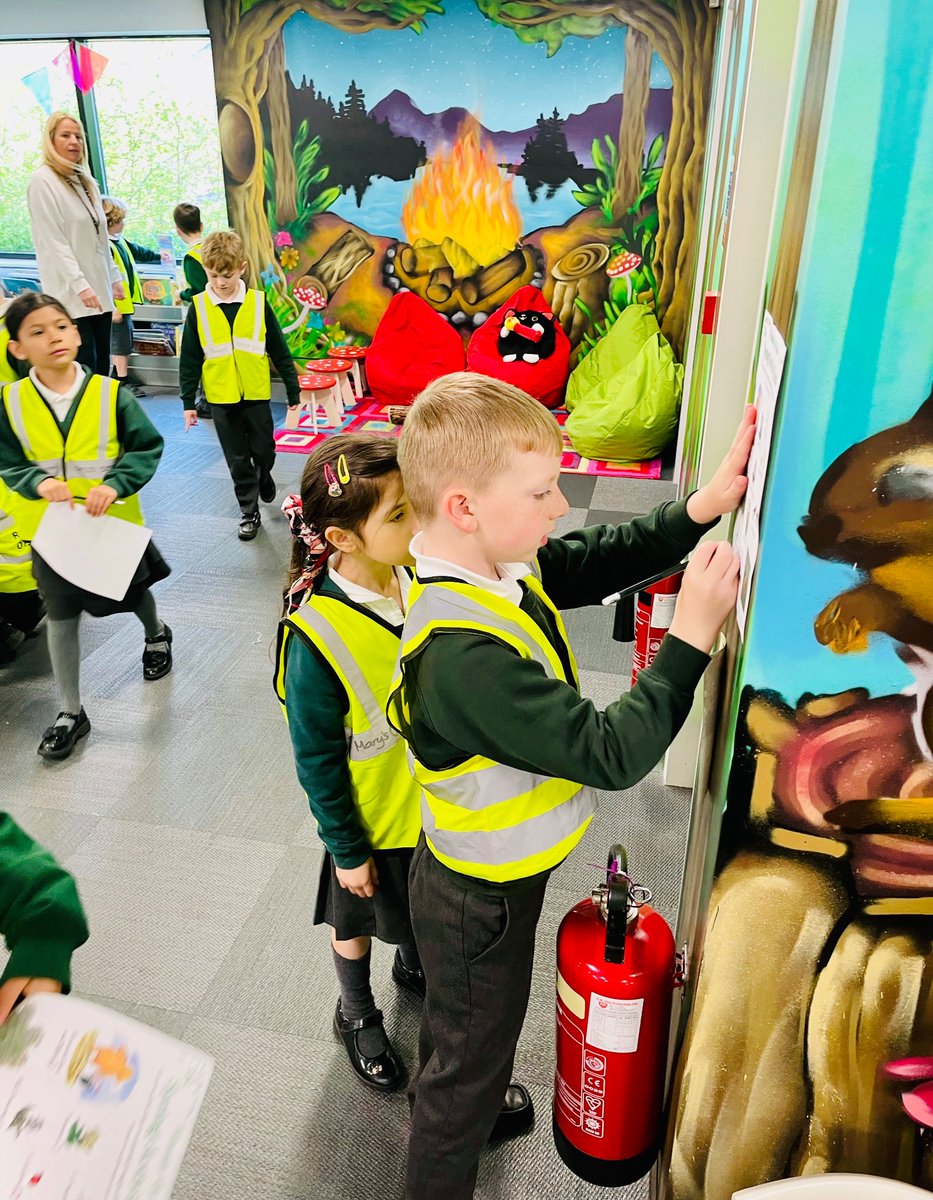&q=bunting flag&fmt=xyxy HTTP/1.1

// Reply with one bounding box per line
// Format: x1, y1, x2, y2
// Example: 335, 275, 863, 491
21, 66, 53, 114
69, 43, 108, 94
